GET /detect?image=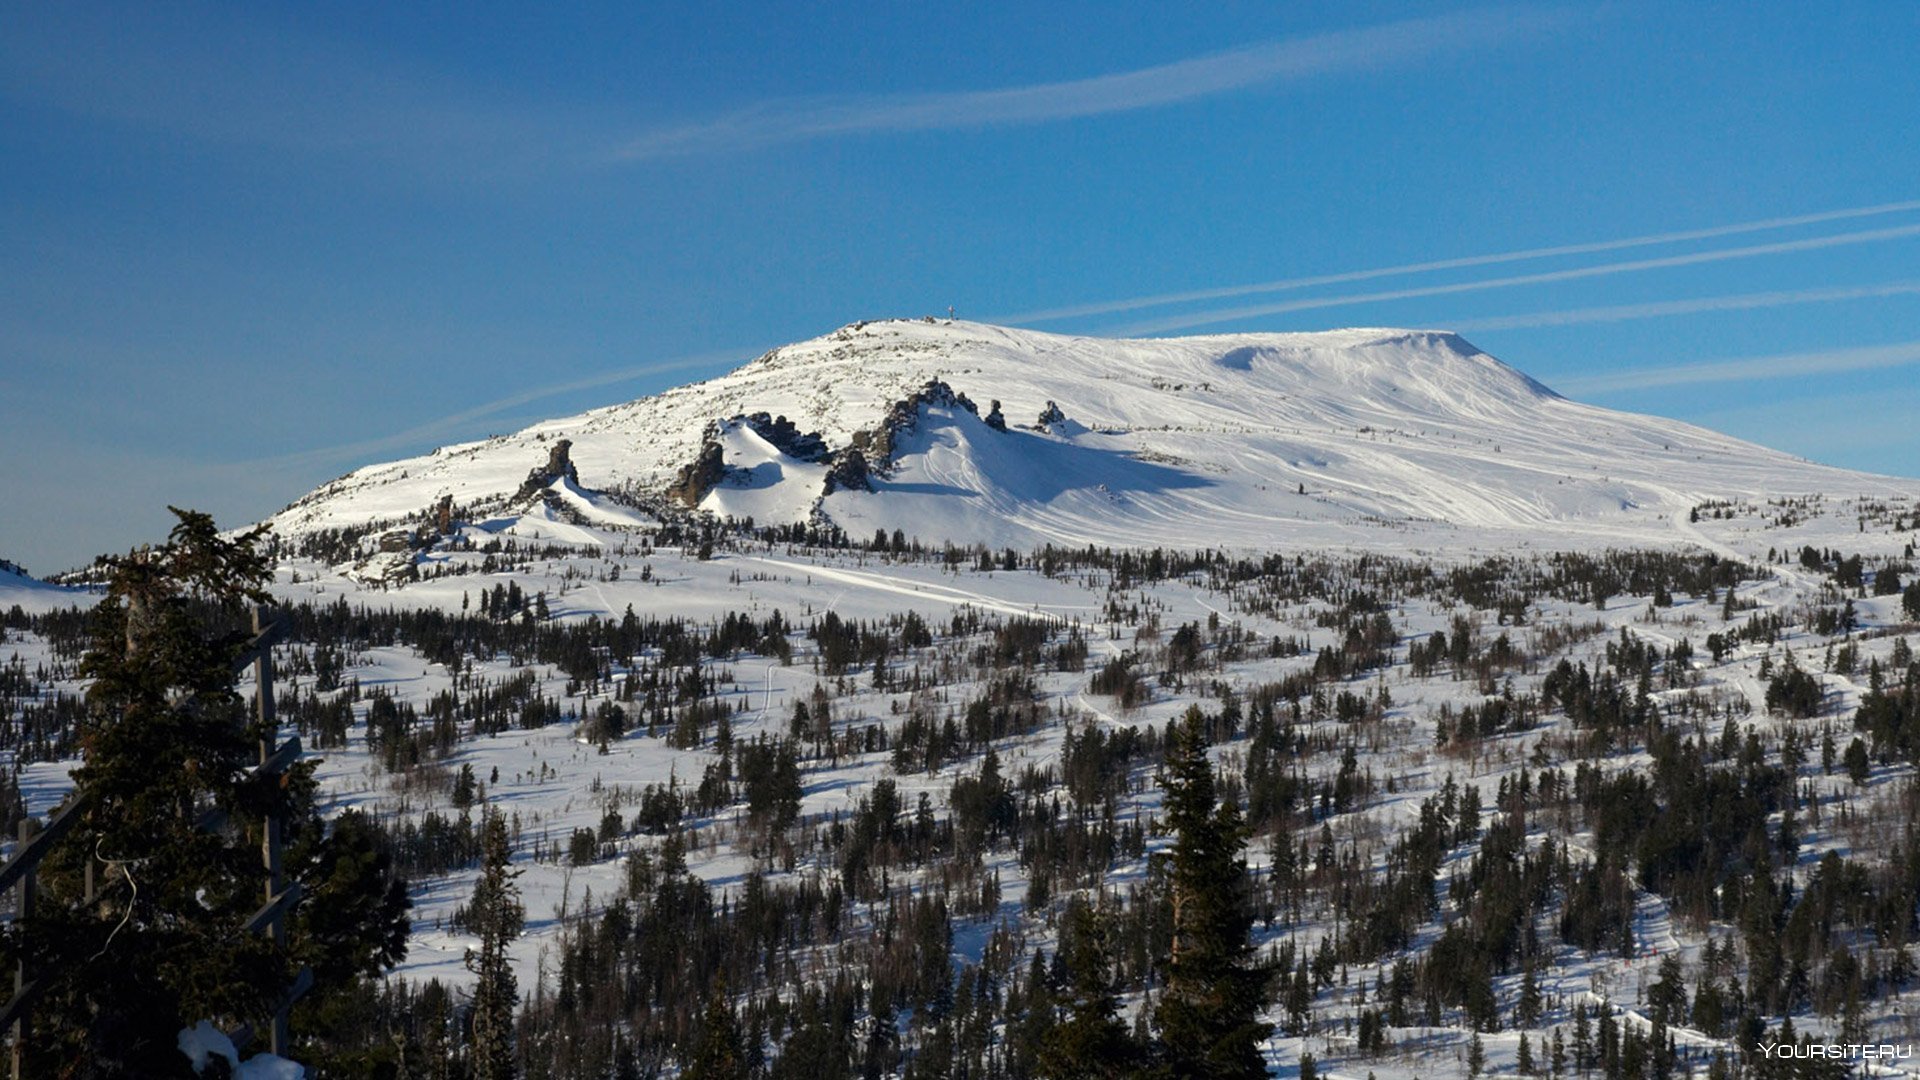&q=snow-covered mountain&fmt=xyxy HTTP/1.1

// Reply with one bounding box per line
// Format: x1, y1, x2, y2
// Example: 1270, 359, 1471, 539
0, 559, 91, 614
269, 319, 1916, 552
